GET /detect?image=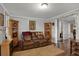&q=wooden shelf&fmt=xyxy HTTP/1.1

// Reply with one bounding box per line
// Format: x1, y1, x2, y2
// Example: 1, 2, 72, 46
9, 19, 19, 47
44, 22, 52, 42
